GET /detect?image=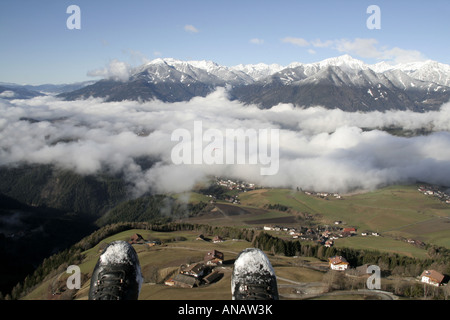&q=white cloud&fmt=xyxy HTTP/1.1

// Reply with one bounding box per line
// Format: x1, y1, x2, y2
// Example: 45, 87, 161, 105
250, 38, 264, 45
333, 38, 427, 63
310, 37, 427, 64
87, 59, 132, 82
285, 36, 427, 64
381, 47, 427, 64
311, 39, 334, 48
184, 24, 199, 33
126, 49, 151, 65
1, 91, 450, 196
281, 37, 310, 47
0, 91, 15, 98
334, 38, 382, 59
